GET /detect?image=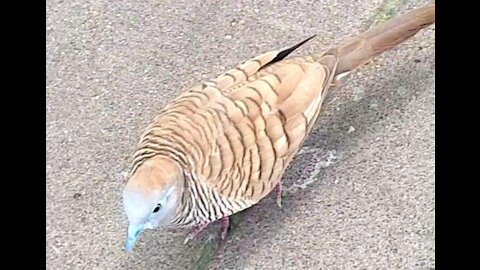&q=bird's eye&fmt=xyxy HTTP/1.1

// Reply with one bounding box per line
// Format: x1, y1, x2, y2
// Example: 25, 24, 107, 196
152, 203, 162, 213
